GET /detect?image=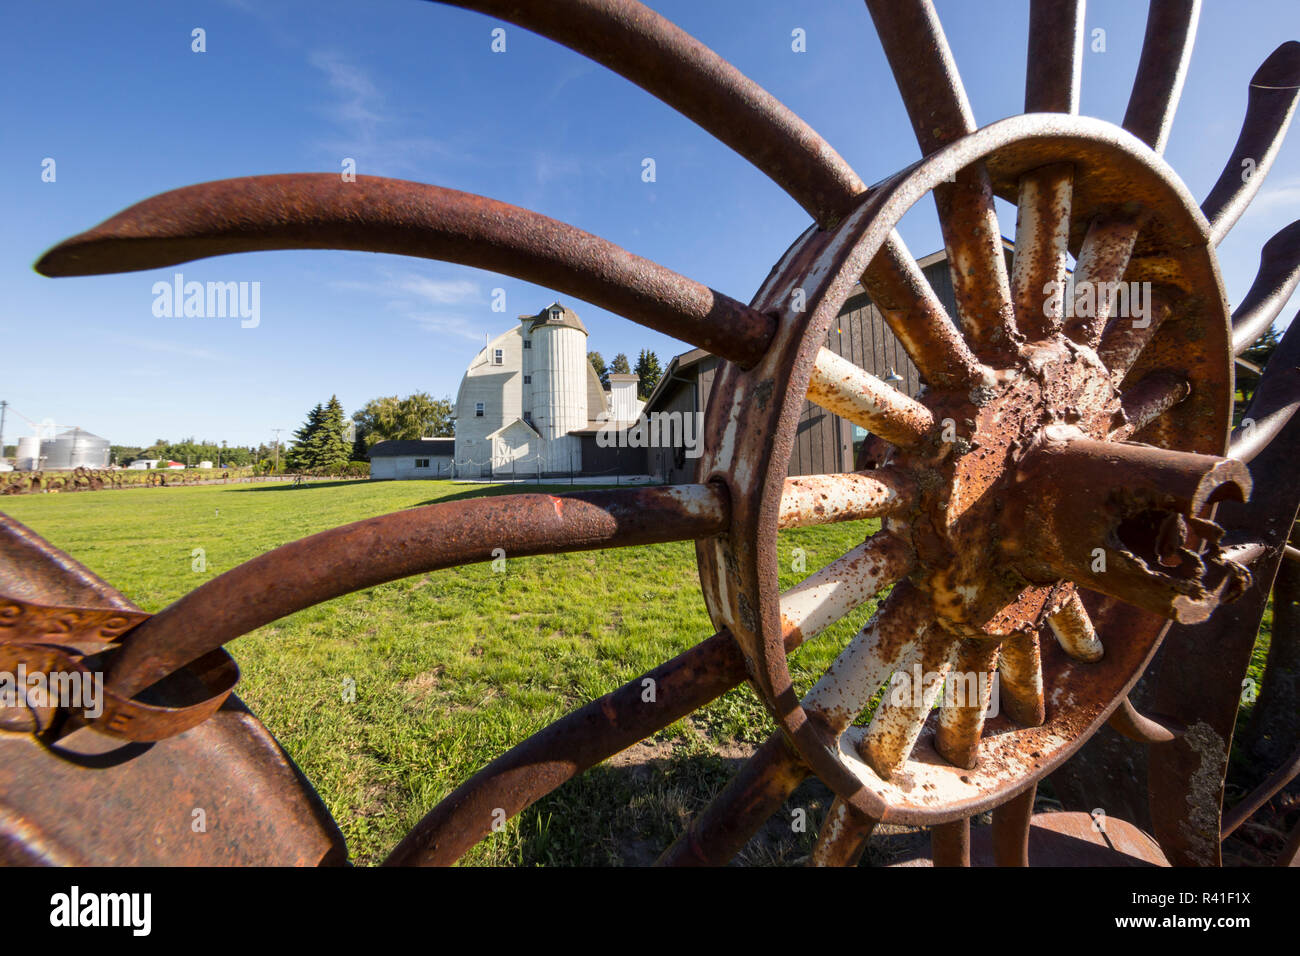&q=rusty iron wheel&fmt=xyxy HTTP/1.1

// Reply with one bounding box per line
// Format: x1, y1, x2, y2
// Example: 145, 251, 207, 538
6, 0, 1300, 866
